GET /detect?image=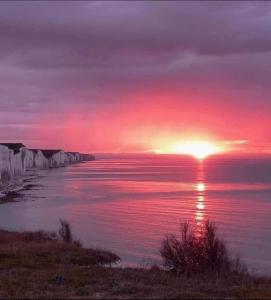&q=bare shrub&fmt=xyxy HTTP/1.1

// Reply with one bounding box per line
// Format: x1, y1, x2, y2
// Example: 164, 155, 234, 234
160, 220, 243, 275
58, 219, 73, 243
58, 219, 82, 247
